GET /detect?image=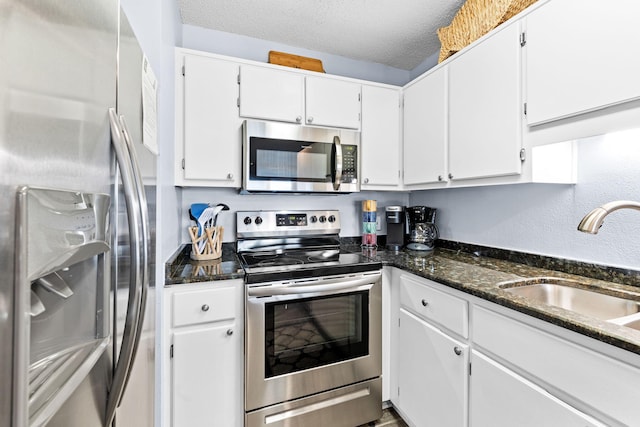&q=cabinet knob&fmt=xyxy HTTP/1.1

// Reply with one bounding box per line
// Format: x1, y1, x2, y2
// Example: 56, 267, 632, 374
296, 116, 302, 123
448, 173, 454, 180
363, 177, 369, 184
421, 299, 428, 307
453, 346, 463, 356
227, 173, 234, 180
201, 304, 210, 312
438, 175, 443, 182
307, 116, 314, 123
226, 329, 234, 336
